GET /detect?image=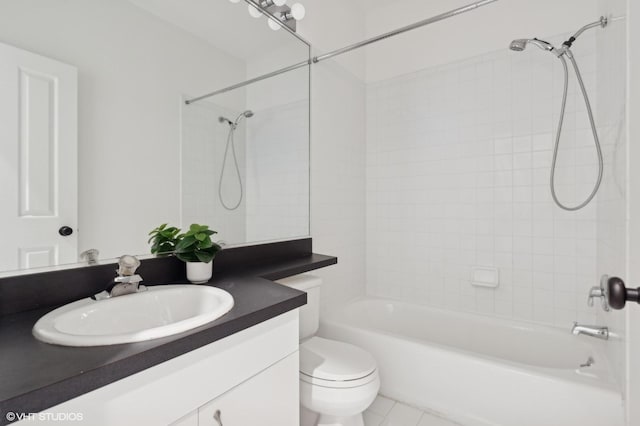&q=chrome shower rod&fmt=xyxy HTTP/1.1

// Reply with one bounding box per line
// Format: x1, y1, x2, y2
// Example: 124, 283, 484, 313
185, 59, 311, 104
185, 0, 498, 105
313, 0, 497, 63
